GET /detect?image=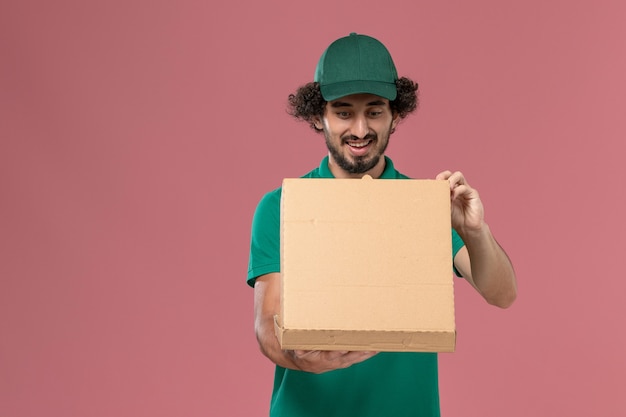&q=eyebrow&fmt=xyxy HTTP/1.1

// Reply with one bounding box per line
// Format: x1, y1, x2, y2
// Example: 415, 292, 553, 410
330, 100, 387, 108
